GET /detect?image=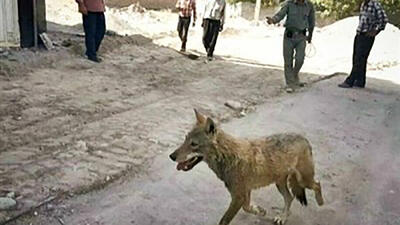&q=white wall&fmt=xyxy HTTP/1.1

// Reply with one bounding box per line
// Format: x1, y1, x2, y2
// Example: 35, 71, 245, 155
0, 0, 20, 46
